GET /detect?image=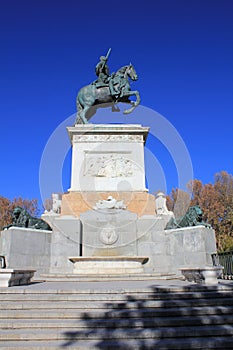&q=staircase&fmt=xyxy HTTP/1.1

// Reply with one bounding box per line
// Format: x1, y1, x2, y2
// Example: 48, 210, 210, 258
0, 282, 233, 349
